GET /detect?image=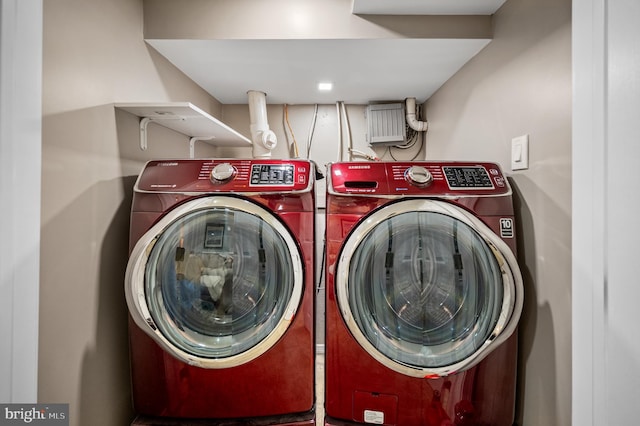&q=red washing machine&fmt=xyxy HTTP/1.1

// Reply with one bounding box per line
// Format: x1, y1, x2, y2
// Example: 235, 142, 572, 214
124, 159, 316, 425
324, 161, 524, 426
